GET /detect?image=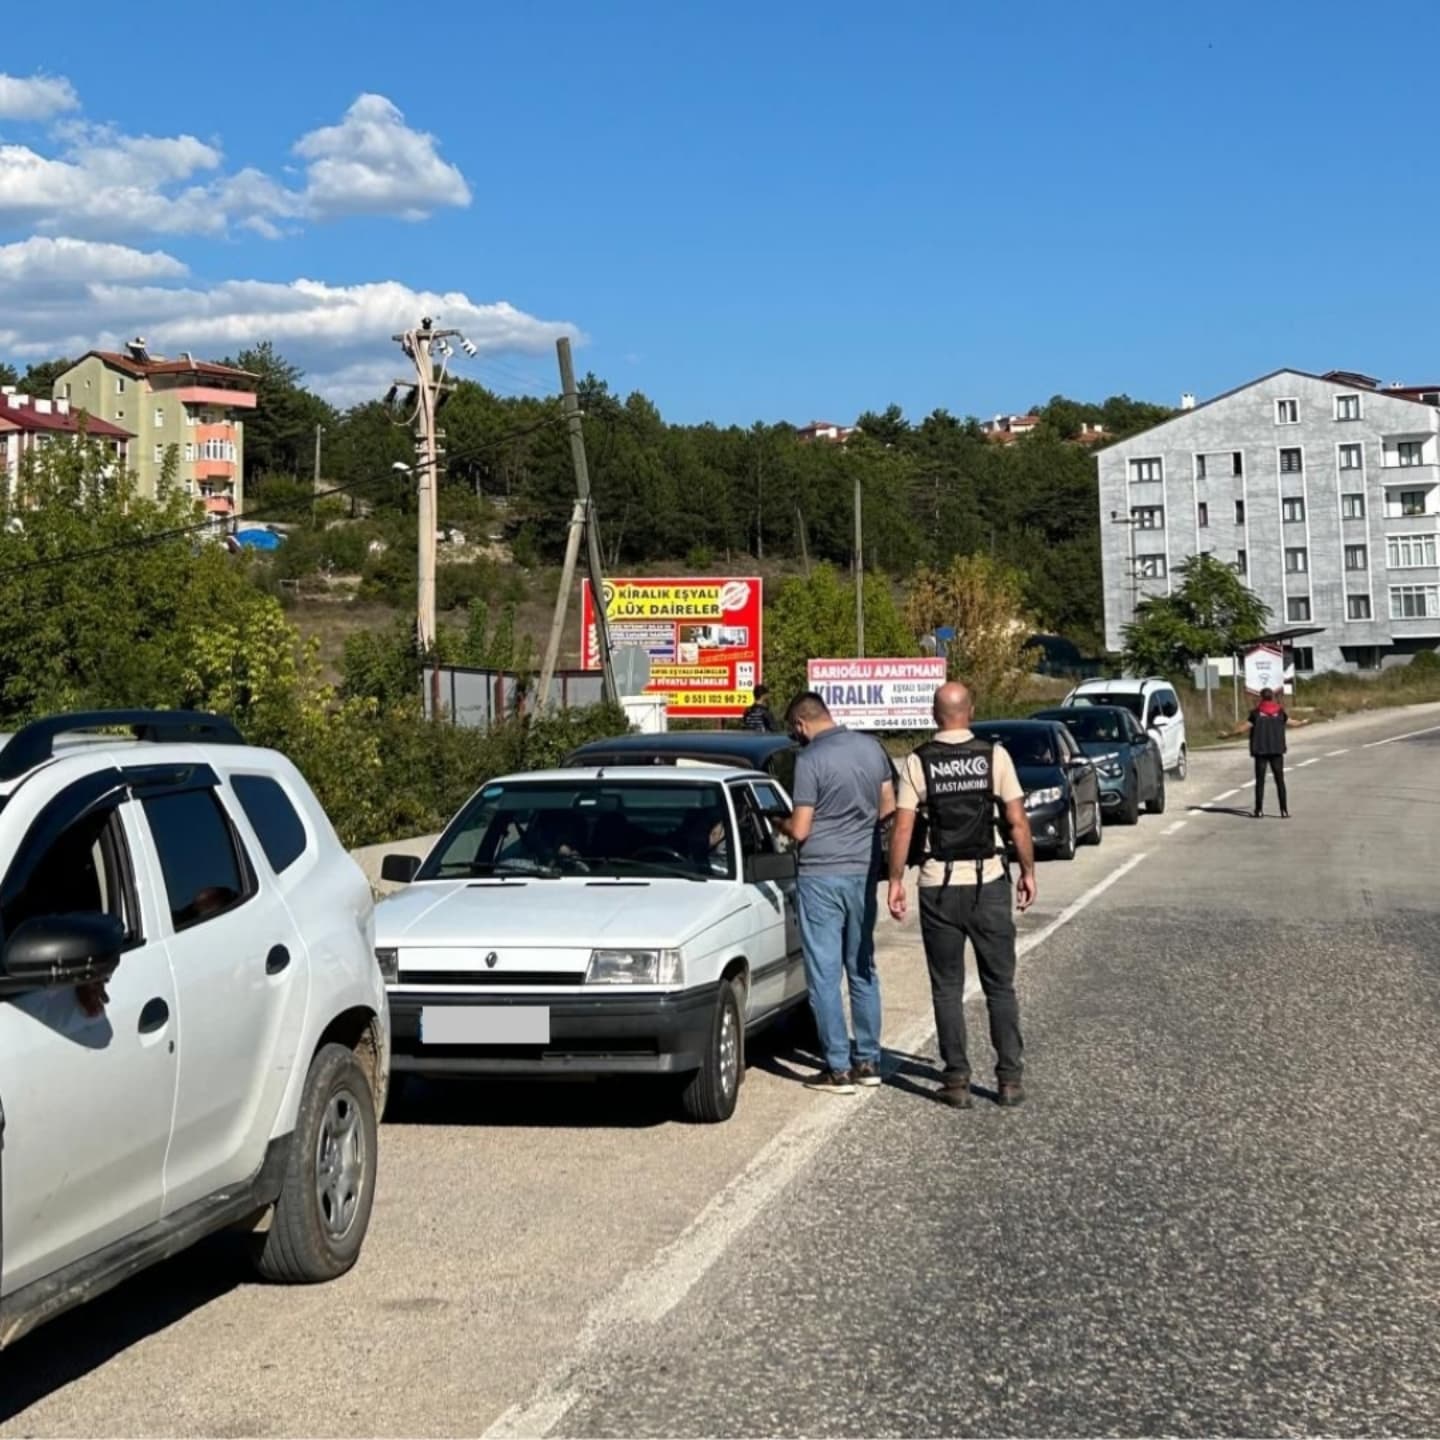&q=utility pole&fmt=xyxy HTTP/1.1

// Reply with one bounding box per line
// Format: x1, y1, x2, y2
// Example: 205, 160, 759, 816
1110, 510, 1141, 625
313, 423, 323, 493
853, 466, 865, 658
537, 337, 618, 710
392, 317, 458, 717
